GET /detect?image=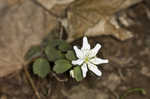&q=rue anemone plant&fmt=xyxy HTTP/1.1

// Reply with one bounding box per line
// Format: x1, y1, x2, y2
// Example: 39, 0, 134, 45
25, 36, 108, 81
